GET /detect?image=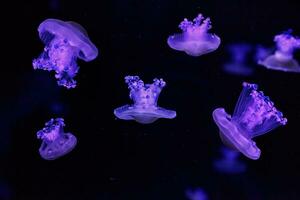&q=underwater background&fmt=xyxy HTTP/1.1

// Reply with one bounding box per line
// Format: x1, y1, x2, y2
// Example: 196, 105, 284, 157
2, 0, 300, 199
